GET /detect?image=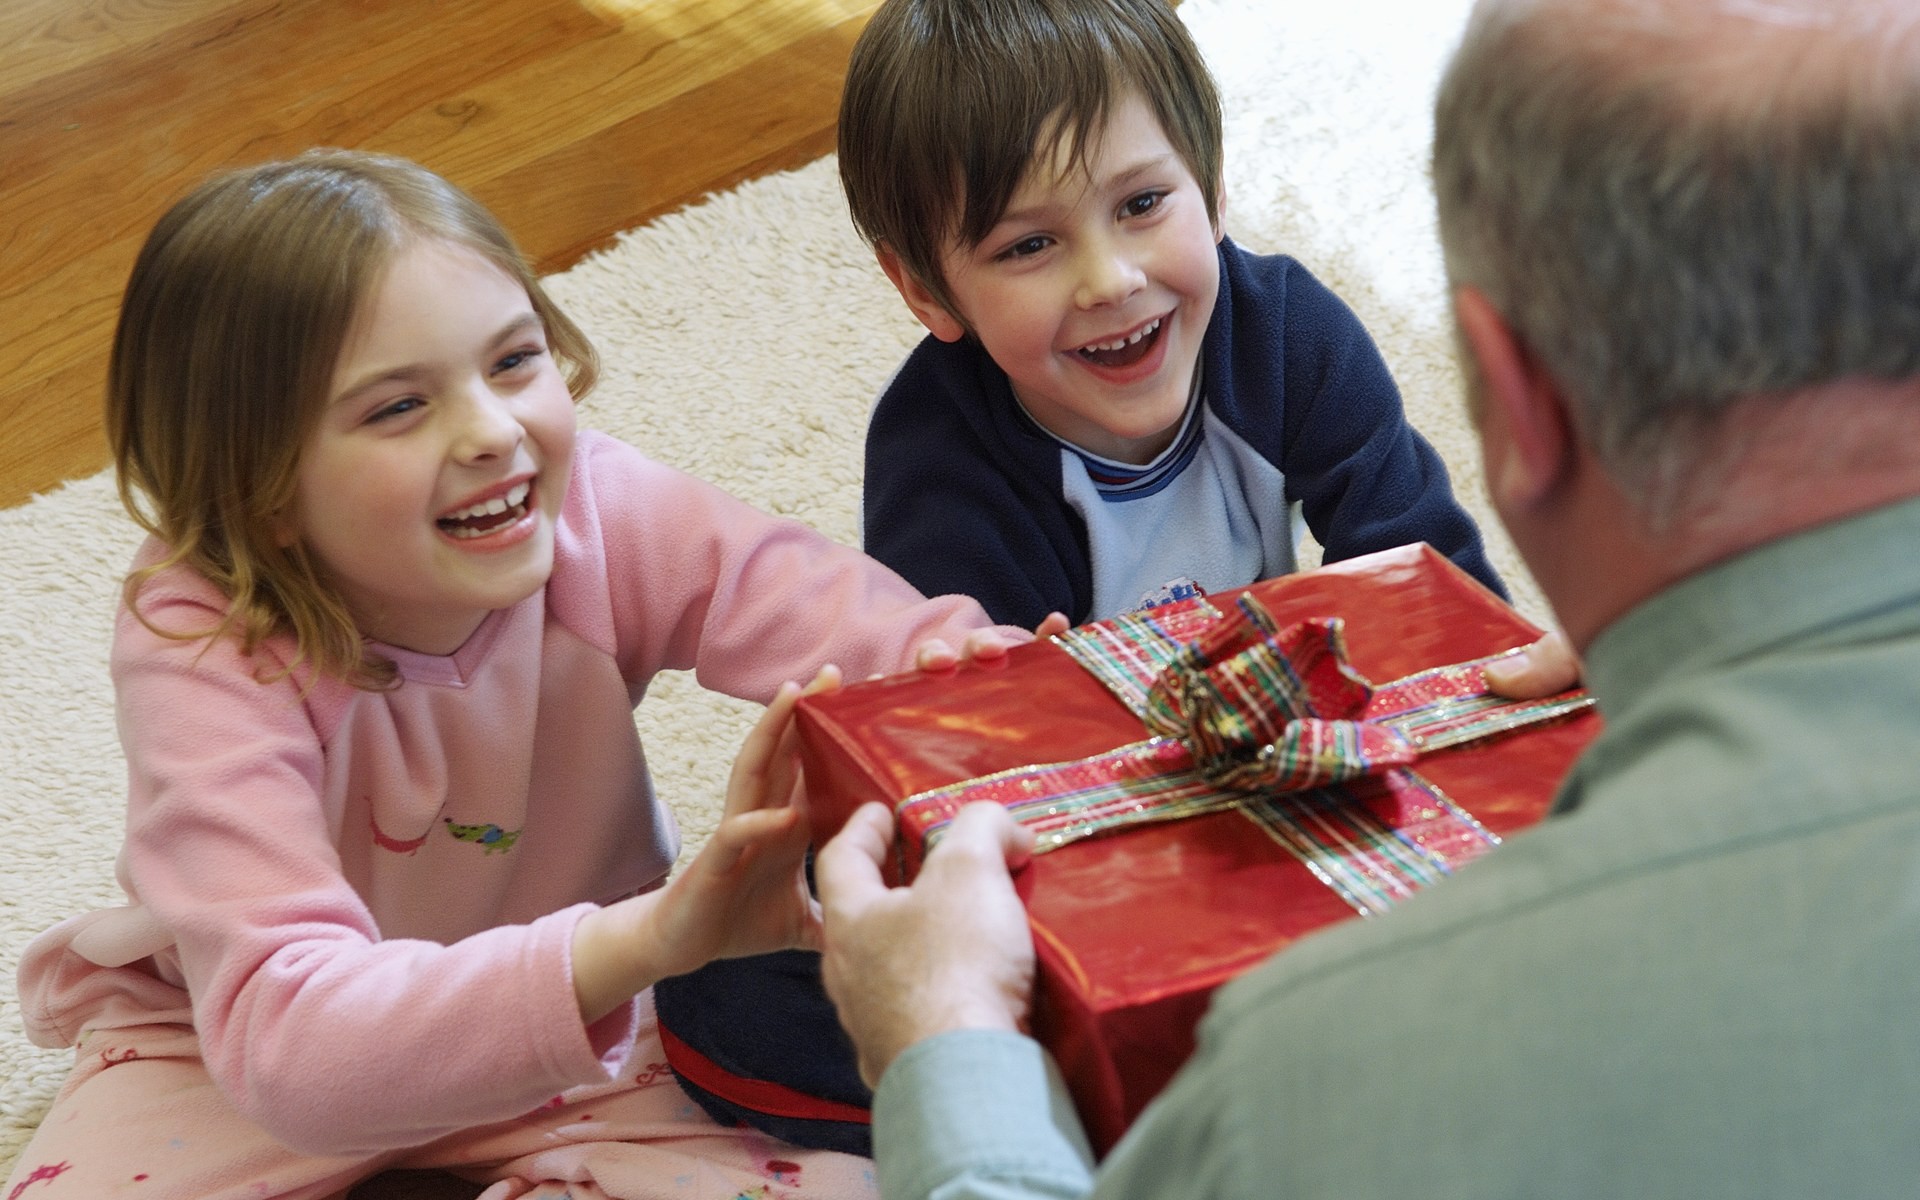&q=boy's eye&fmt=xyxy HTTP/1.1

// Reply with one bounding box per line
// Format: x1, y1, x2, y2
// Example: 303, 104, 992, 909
1121, 191, 1165, 219
997, 235, 1053, 262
